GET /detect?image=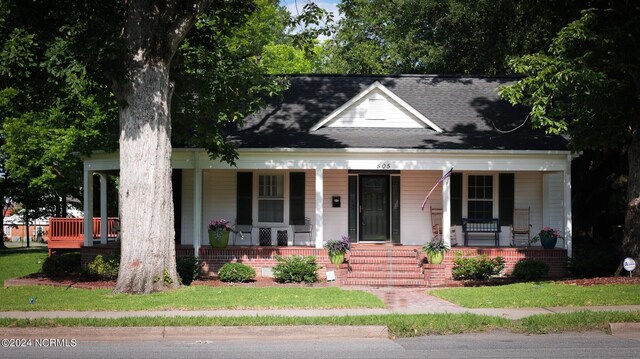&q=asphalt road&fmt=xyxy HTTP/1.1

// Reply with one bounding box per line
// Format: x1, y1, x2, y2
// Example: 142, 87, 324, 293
3, 331, 639, 359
